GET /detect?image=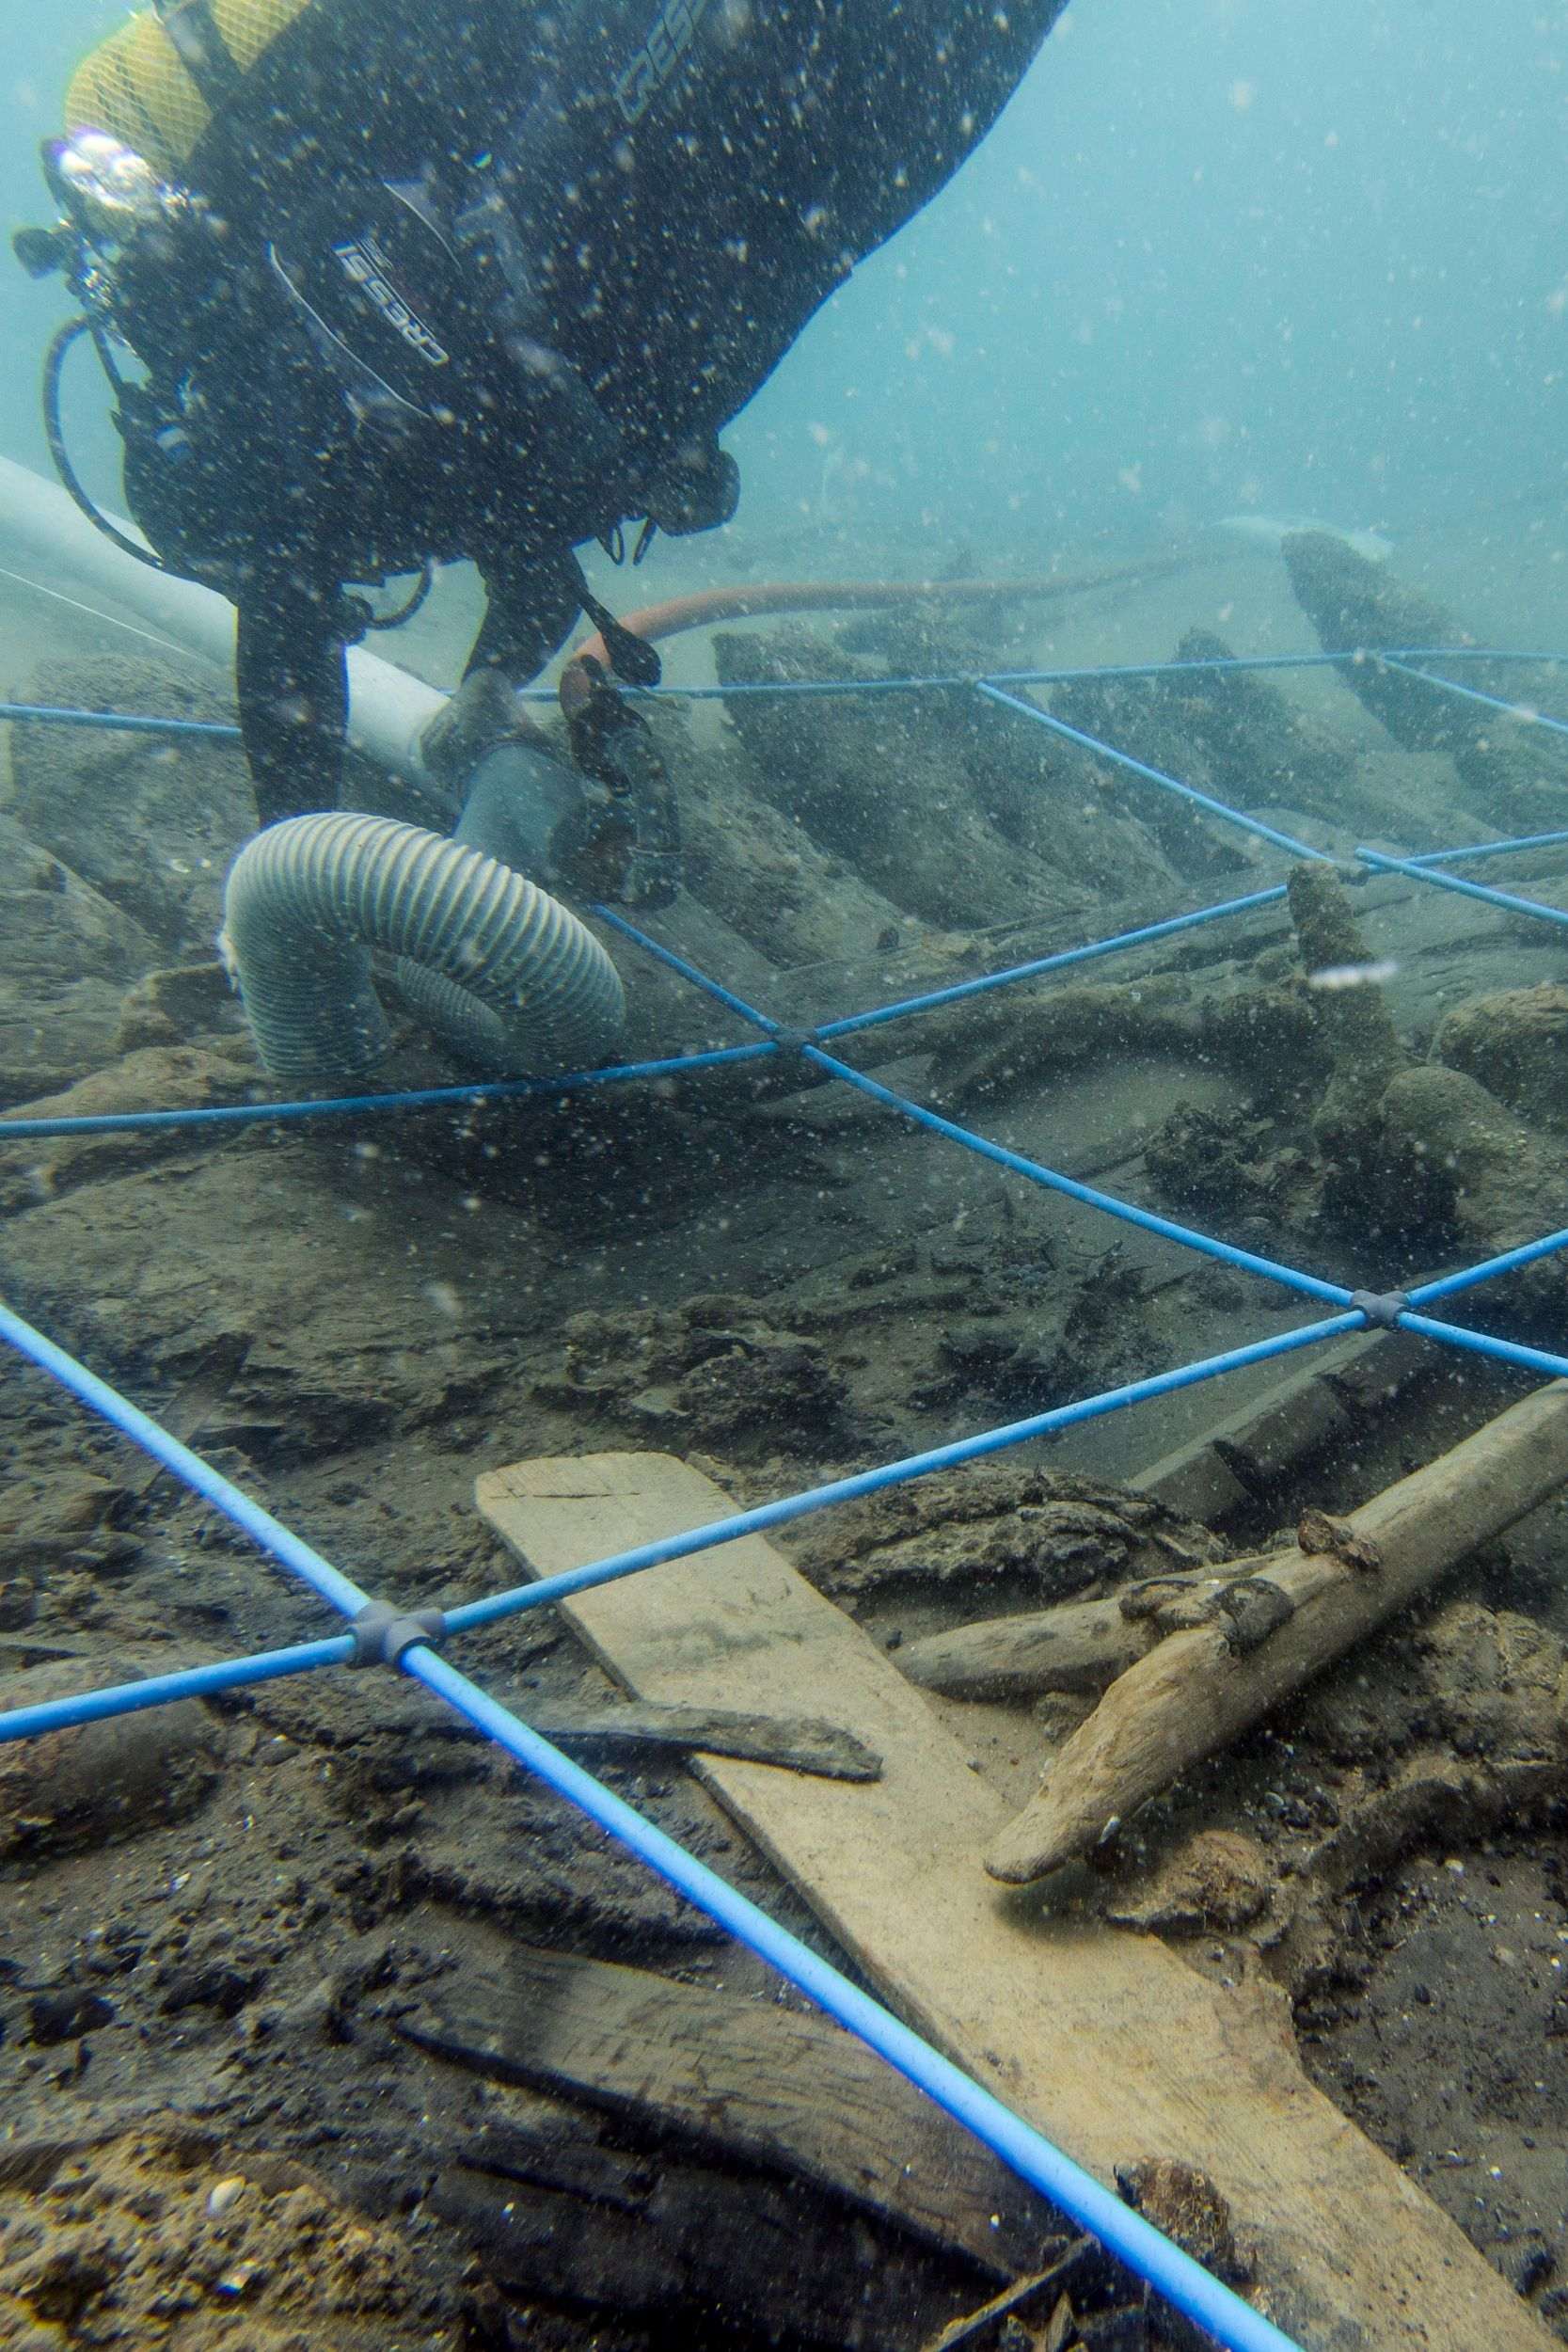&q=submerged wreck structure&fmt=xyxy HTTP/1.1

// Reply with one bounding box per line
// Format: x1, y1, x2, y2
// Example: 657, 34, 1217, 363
3, 471, 1568, 2350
